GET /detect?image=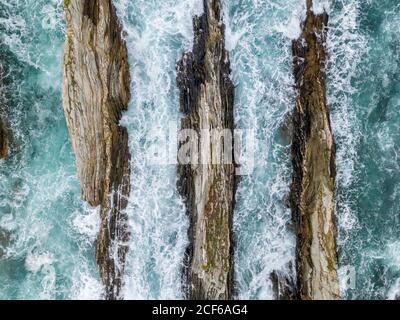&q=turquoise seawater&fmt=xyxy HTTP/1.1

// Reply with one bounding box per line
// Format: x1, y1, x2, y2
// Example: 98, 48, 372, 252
0, 0, 399, 300
113, 0, 201, 299
328, 0, 400, 299
222, 0, 301, 299
0, 1, 101, 299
